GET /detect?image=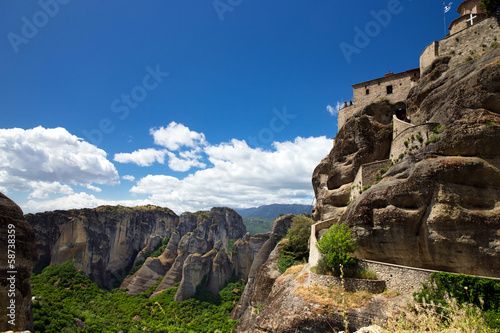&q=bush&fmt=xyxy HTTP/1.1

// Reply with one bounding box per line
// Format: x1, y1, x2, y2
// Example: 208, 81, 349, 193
277, 215, 314, 274
316, 222, 357, 275
432, 124, 446, 133
480, 0, 500, 17
425, 134, 440, 145
414, 272, 500, 329
285, 215, 314, 259
277, 253, 296, 274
